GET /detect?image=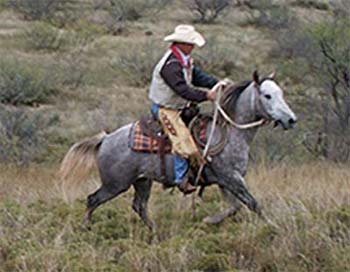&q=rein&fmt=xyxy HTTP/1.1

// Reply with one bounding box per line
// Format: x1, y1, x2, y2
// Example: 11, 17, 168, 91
193, 82, 267, 186
216, 82, 266, 130
216, 103, 265, 129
